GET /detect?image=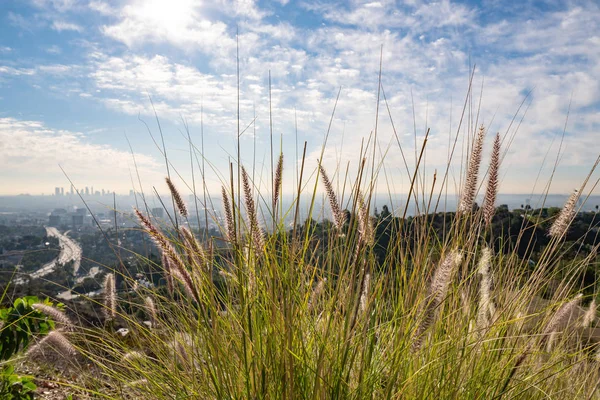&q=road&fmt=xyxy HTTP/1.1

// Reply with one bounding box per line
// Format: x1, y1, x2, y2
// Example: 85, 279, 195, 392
16, 227, 82, 284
